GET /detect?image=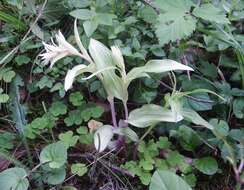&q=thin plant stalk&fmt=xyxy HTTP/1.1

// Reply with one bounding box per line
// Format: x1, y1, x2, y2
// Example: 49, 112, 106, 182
236, 50, 244, 88
108, 98, 118, 128
123, 101, 129, 121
